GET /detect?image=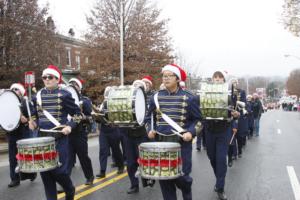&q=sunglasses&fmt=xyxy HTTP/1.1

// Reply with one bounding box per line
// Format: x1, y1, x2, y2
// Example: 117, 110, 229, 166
42, 75, 55, 80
